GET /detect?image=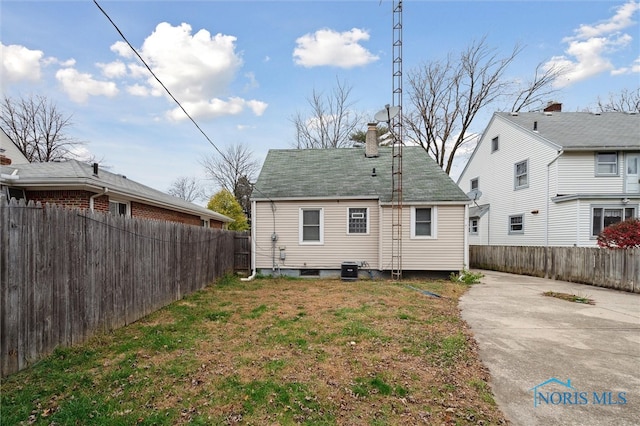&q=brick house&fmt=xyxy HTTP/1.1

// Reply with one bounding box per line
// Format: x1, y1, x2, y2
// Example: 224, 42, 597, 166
1, 131, 231, 228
